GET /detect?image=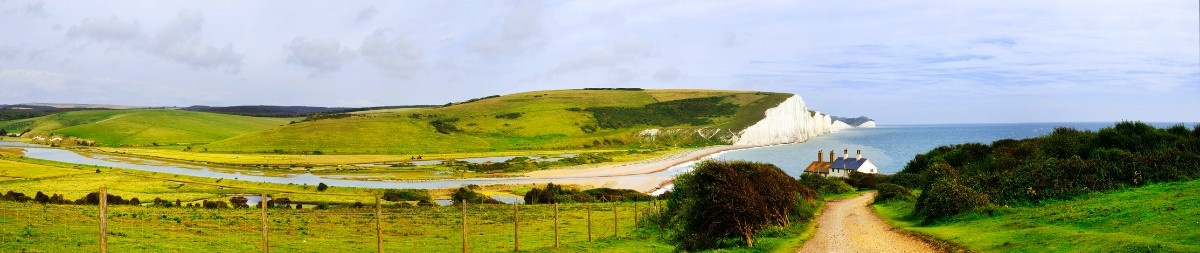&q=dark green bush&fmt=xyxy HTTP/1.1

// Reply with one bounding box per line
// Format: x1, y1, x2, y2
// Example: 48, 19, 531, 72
317, 182, 329, 192
904, 122, 1200, 223
873, 183, 913, 203
382, 189, 432, 202
798, 173, 854, 195
668, 160, 819, 250
914, 180, 989, 223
